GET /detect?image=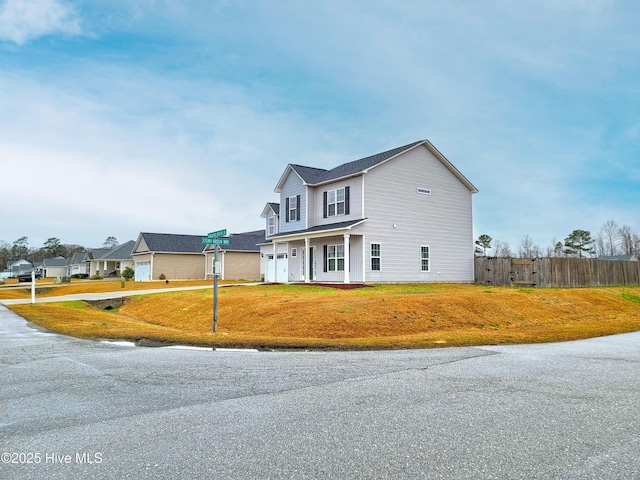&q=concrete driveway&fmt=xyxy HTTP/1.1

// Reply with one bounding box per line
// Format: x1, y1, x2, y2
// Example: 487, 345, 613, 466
1, 305, 638, 479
